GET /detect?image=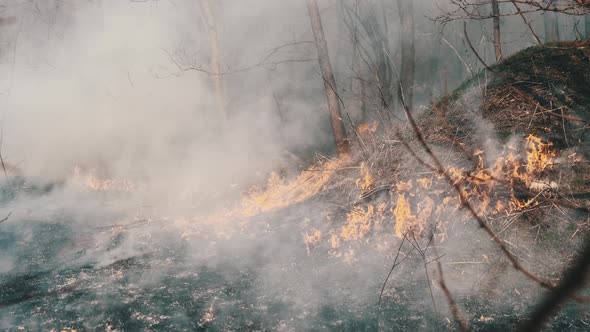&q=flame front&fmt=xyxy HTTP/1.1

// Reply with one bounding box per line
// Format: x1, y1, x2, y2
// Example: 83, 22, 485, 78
71, 133, 559, 256
306, 134, 559, 251
239, 157, 346, 218
73, 166, 138, 192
